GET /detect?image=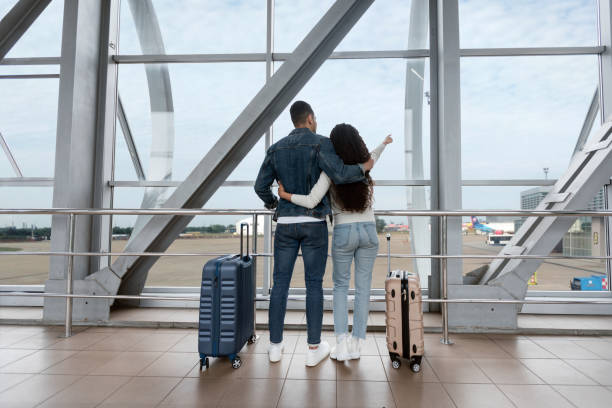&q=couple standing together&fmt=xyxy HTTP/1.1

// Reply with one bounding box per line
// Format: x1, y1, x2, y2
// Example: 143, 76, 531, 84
255, 101, 392, 367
